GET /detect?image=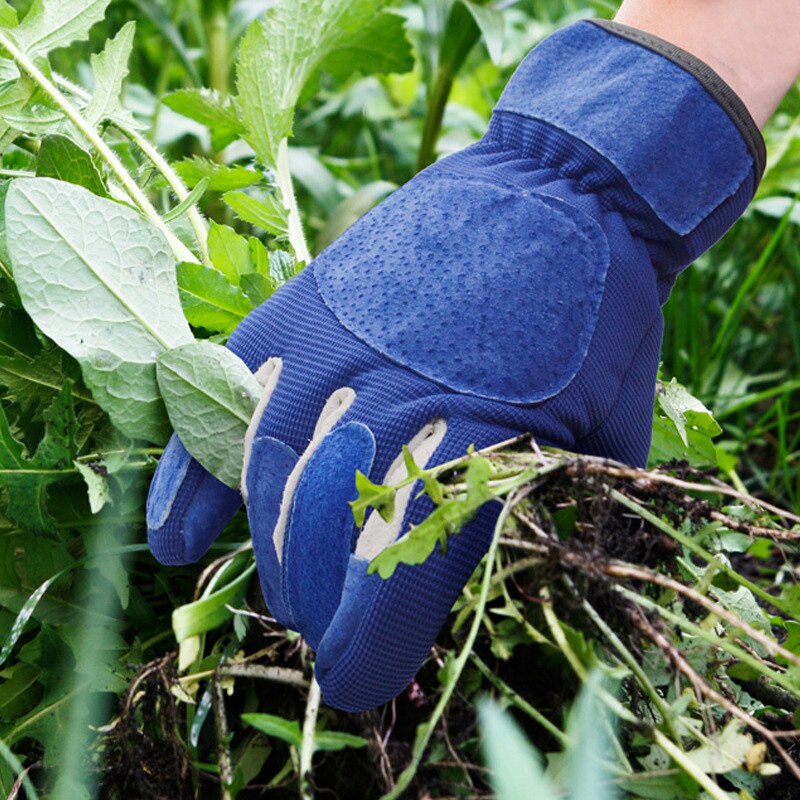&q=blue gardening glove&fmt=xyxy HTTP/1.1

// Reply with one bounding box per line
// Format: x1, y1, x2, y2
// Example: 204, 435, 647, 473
147, 20, 764, 711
